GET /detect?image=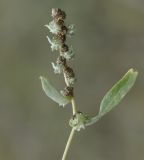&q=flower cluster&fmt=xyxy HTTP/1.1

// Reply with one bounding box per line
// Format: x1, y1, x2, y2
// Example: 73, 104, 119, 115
69, 111, 91, 131
45, 8, 75, 98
